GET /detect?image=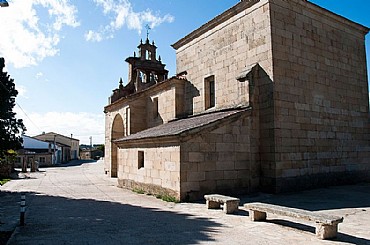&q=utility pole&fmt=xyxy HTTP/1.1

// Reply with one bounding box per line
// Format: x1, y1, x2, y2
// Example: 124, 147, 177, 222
89, 136, 93, 160
53, 135, 56, 164
70, 134, 73, 159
